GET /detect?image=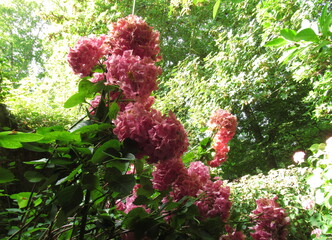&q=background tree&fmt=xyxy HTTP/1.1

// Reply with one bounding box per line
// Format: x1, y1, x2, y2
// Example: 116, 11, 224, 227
0, 0, 45, 98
